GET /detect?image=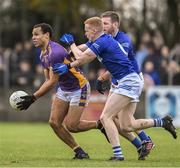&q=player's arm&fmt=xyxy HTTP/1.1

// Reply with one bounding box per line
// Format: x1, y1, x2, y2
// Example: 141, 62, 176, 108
67, 44, 87, 60
44, 68, 50, 81
59, 34, 90, 58
69, 43, 96, 67
98, 71, 111, 81
16, 68, 59, 110
78, 44, 88, 51
53, 33, 96, 75
96, 71, 111, 94
33, 68, 59, 99
70, 43, 111, 95
52, 44, 96, 75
